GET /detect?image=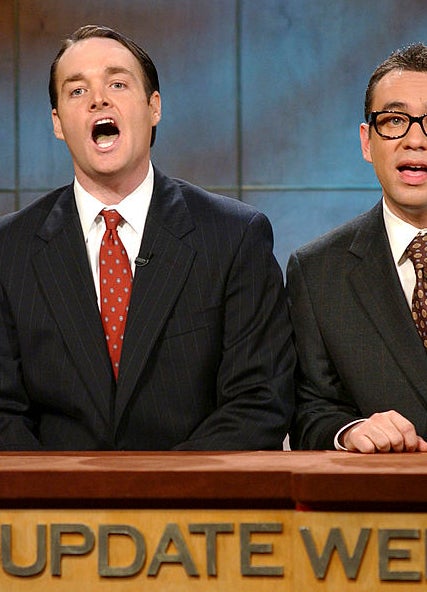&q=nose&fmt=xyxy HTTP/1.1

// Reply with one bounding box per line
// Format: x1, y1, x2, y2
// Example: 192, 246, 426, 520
403, 120, 427, 149
89, 89, 111, 111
